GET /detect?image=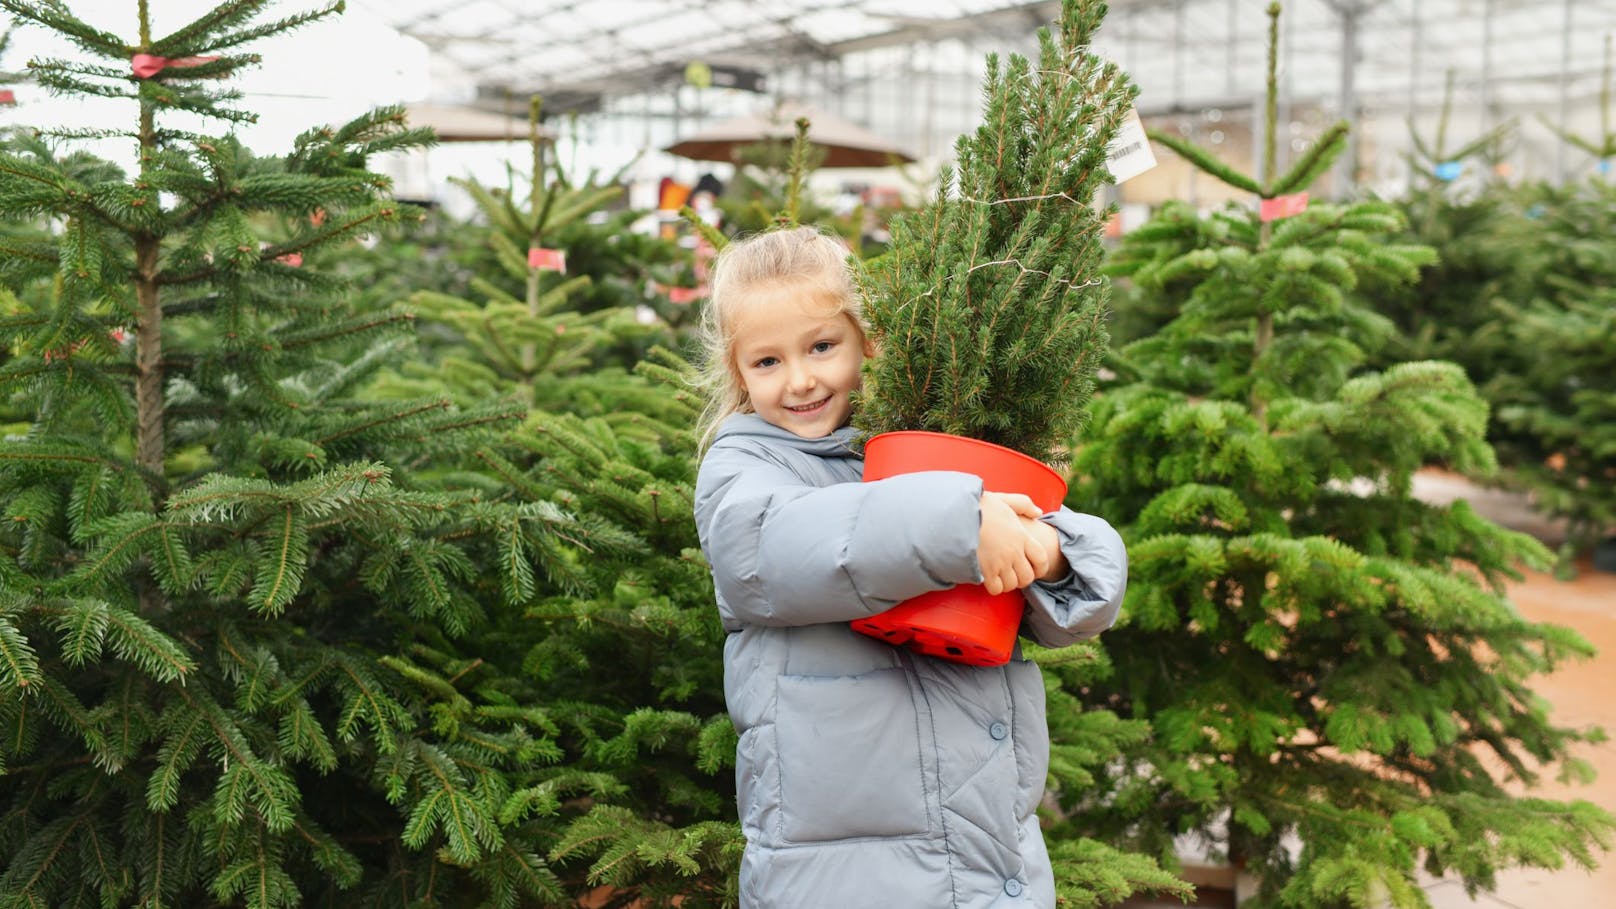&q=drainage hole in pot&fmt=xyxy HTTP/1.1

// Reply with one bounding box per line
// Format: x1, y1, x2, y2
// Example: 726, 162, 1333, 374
946, 646, 963, 656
